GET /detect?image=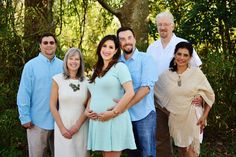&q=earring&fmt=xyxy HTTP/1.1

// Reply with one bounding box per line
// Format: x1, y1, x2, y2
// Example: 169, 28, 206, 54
188, 62, 191, 68
174, 60, 177, 66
